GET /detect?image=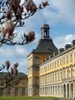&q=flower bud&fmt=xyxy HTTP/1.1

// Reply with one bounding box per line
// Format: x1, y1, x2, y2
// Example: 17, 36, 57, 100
5, 61, 10, 69
7, 10, 12, 19
25, 31, 35, 43
14, 63, 18, 69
